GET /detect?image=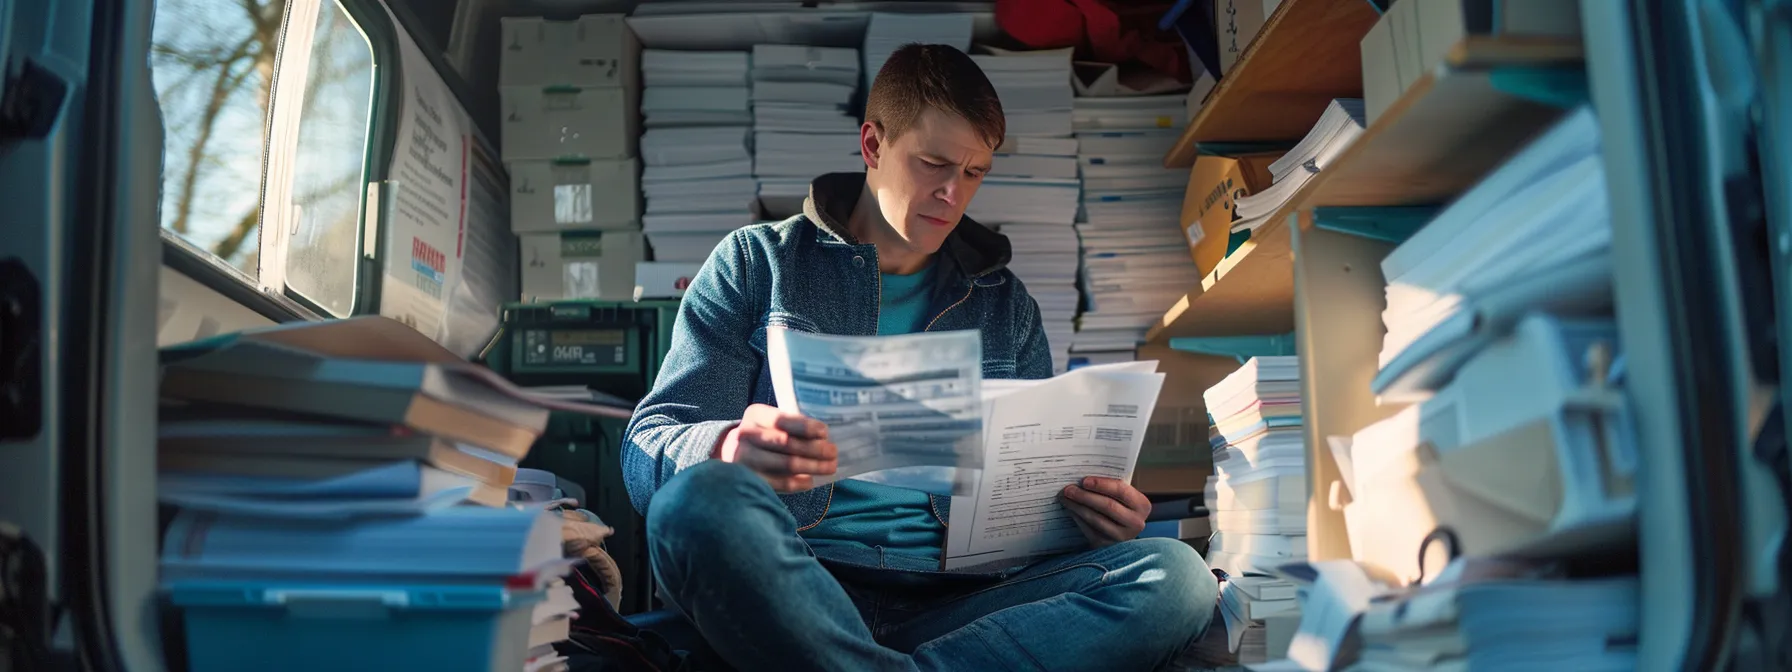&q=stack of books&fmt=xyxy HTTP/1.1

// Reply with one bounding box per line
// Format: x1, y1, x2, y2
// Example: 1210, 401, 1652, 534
640, 49, 757, 264
1202, 355, 1307, 664
751, 44, 862, 219
1229, 99, 1367, 234
1070, 116, 1194, 354
1354, 562, 1640, 670
964, 47, 1080, 373
862, 12, 974, 90
995, 222, 1081, 374
967, 48, 1082, 228
152, 317, 630, 670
